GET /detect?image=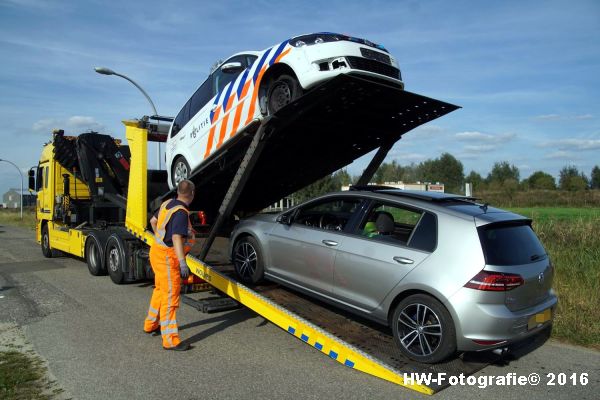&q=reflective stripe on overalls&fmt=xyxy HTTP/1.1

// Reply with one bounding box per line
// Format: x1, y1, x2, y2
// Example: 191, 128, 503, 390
144, 200, 196, 348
